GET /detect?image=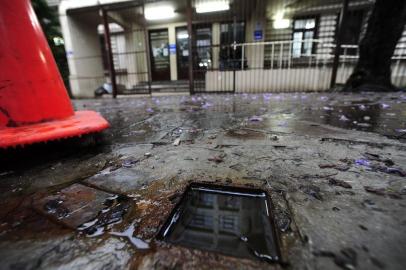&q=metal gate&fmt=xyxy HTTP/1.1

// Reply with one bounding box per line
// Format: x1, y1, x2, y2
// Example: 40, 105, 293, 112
101, 4, 151, 97
190, 0, 258, 93
94, 0, 406, 97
